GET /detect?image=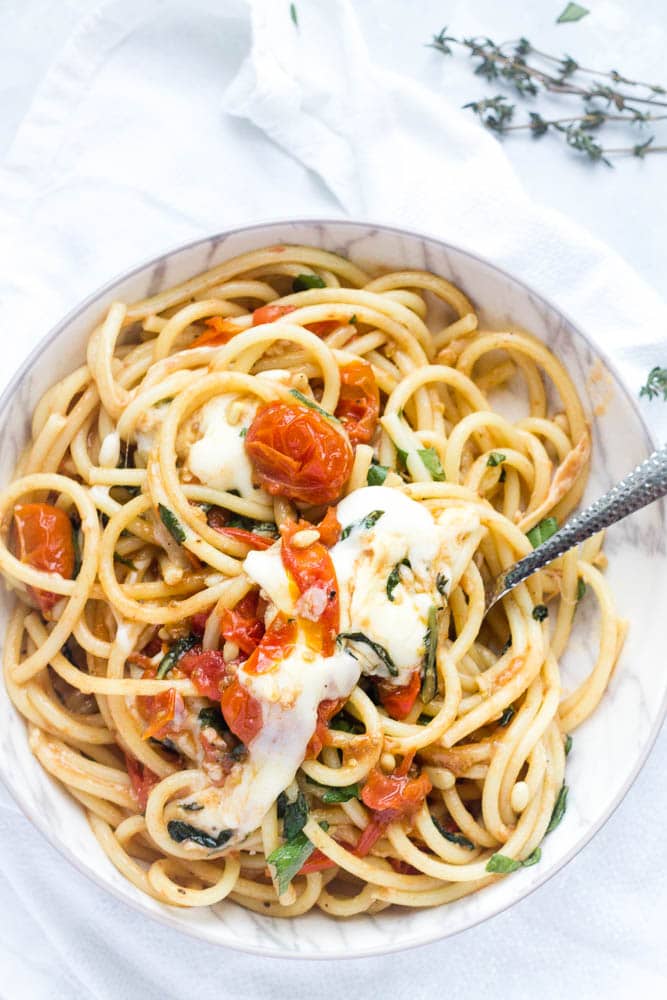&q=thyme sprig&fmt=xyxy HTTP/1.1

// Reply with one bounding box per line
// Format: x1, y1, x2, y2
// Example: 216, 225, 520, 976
430, 30, 667, 164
